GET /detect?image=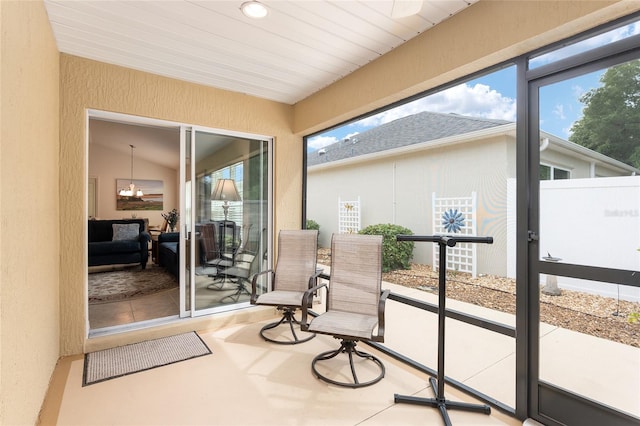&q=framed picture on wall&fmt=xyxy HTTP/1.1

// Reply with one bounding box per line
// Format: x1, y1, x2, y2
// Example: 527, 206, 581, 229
116, 179, 164, 211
